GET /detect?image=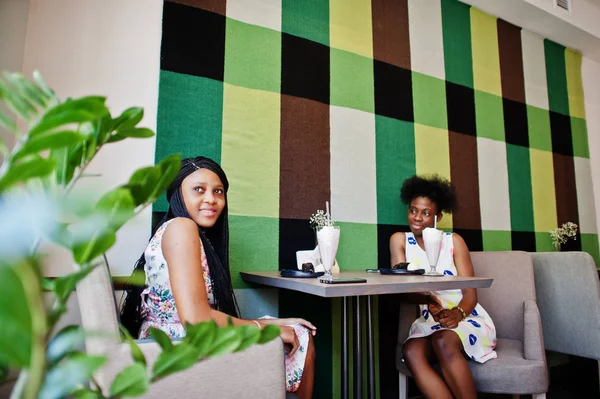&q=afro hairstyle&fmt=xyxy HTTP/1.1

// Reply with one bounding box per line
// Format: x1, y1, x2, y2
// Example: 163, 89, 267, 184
400, 174, 458, 215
